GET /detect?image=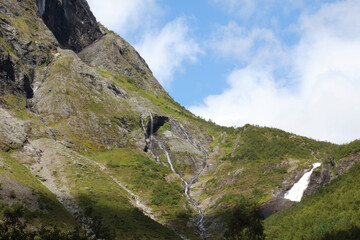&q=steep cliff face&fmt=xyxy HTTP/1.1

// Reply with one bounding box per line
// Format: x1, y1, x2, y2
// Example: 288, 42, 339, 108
36, 0, 102, 52
0, 0, 56, 97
